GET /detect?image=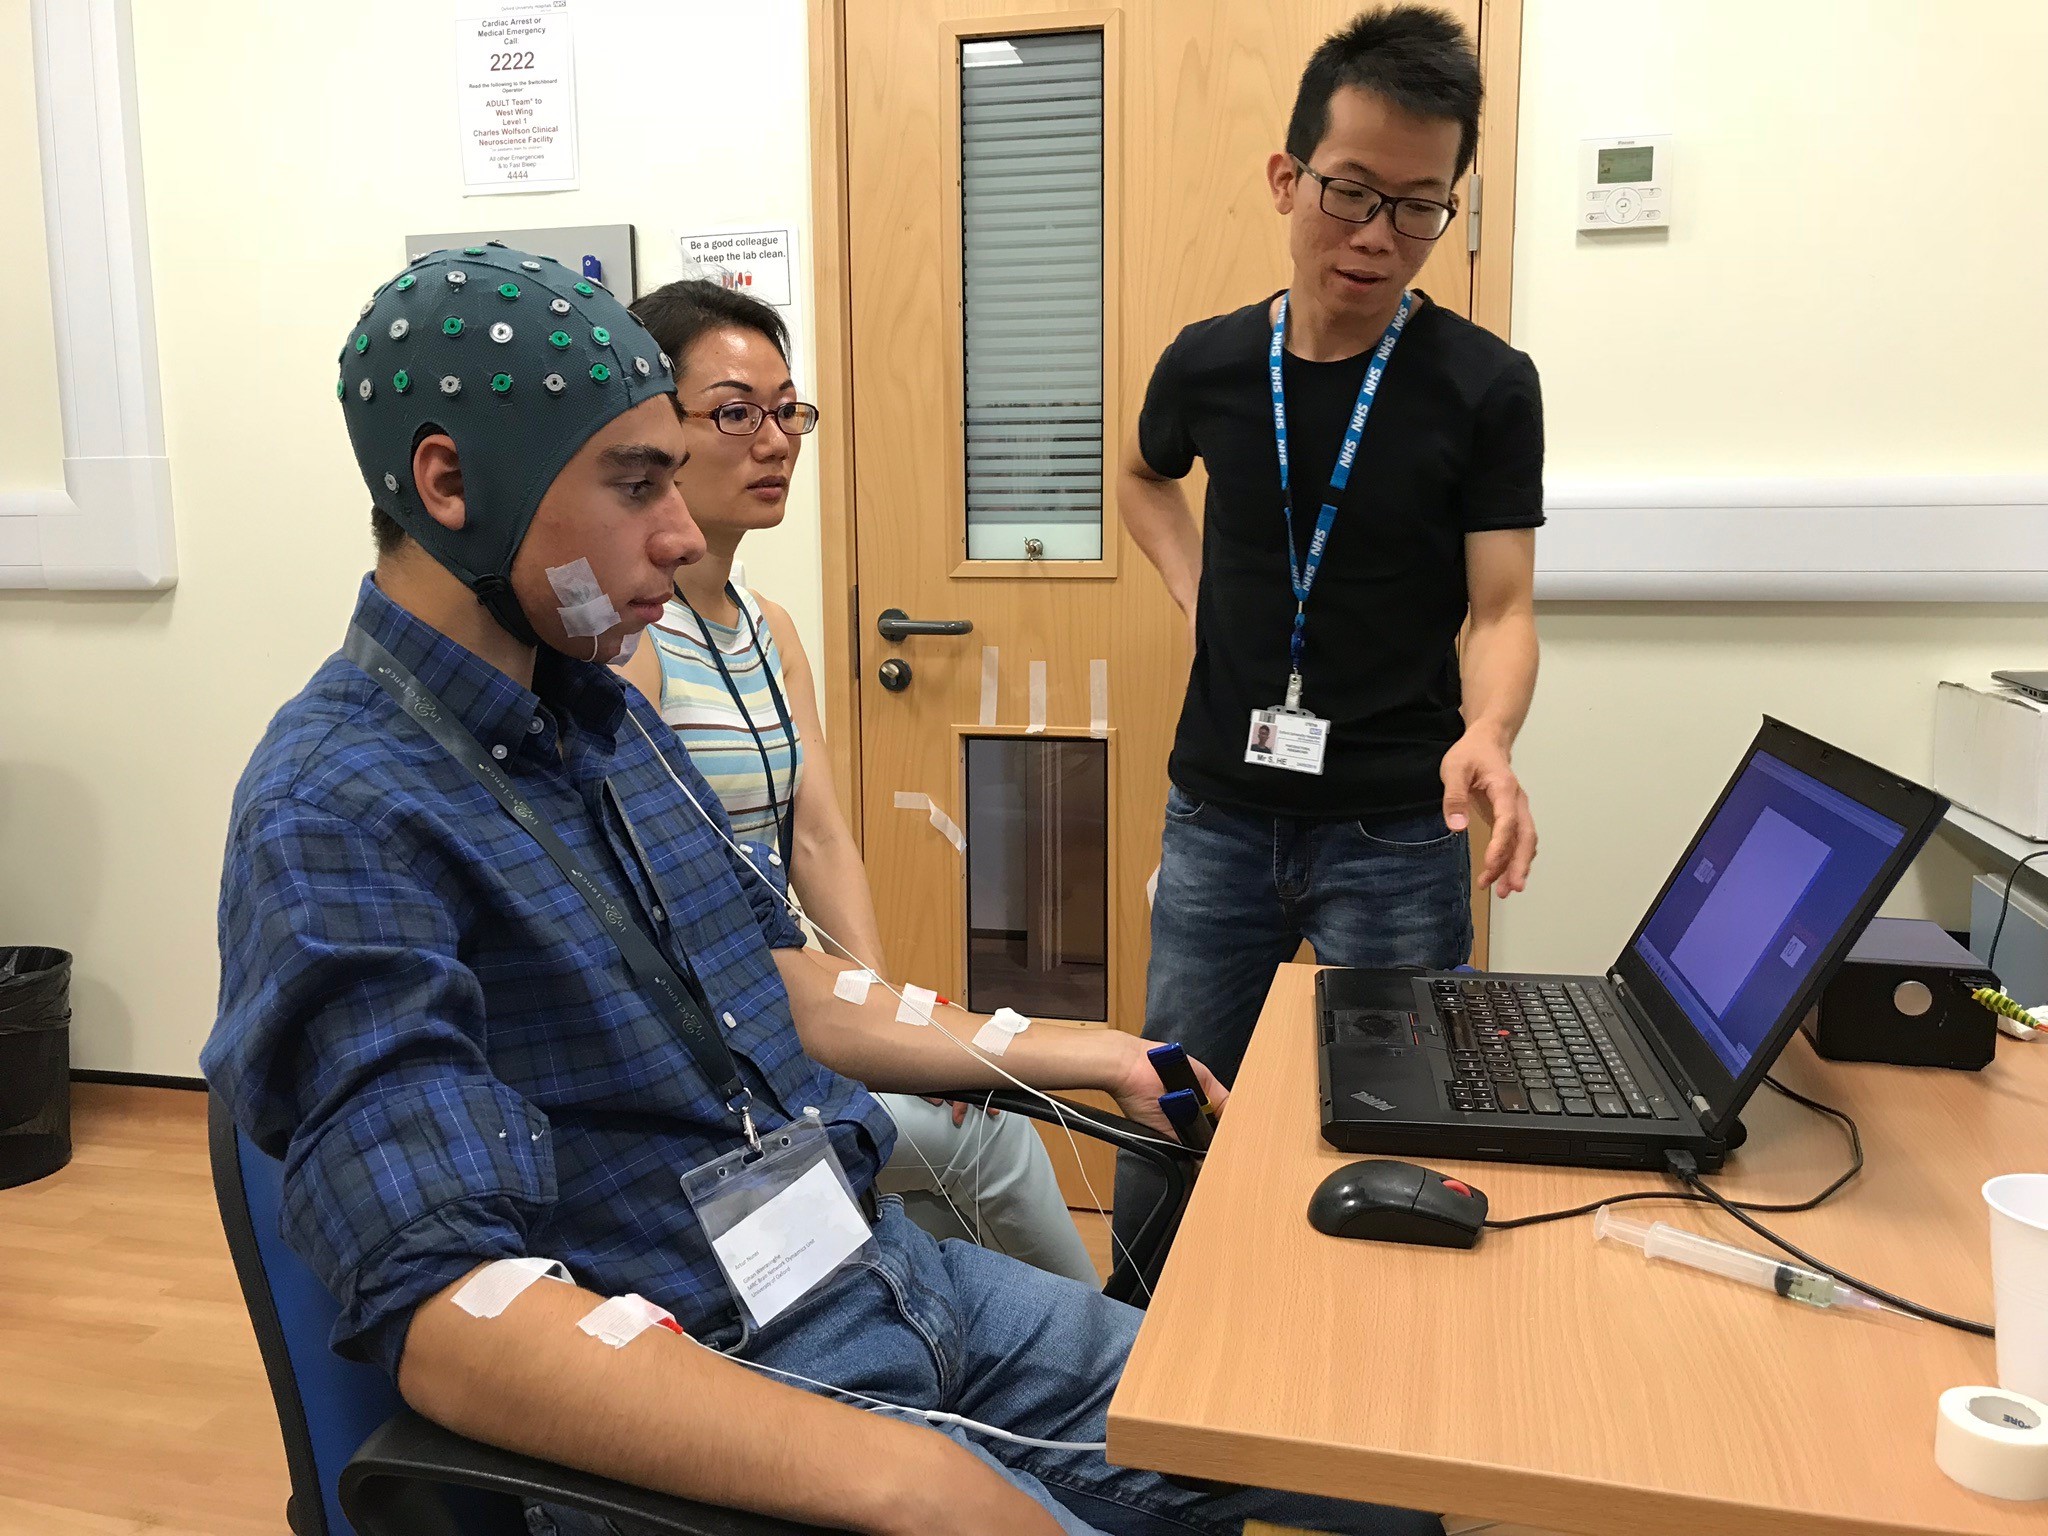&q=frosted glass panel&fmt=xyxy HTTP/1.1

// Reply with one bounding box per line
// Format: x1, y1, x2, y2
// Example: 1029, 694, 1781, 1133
964, 736, 1108, 1020
960, 31, 1104, 562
